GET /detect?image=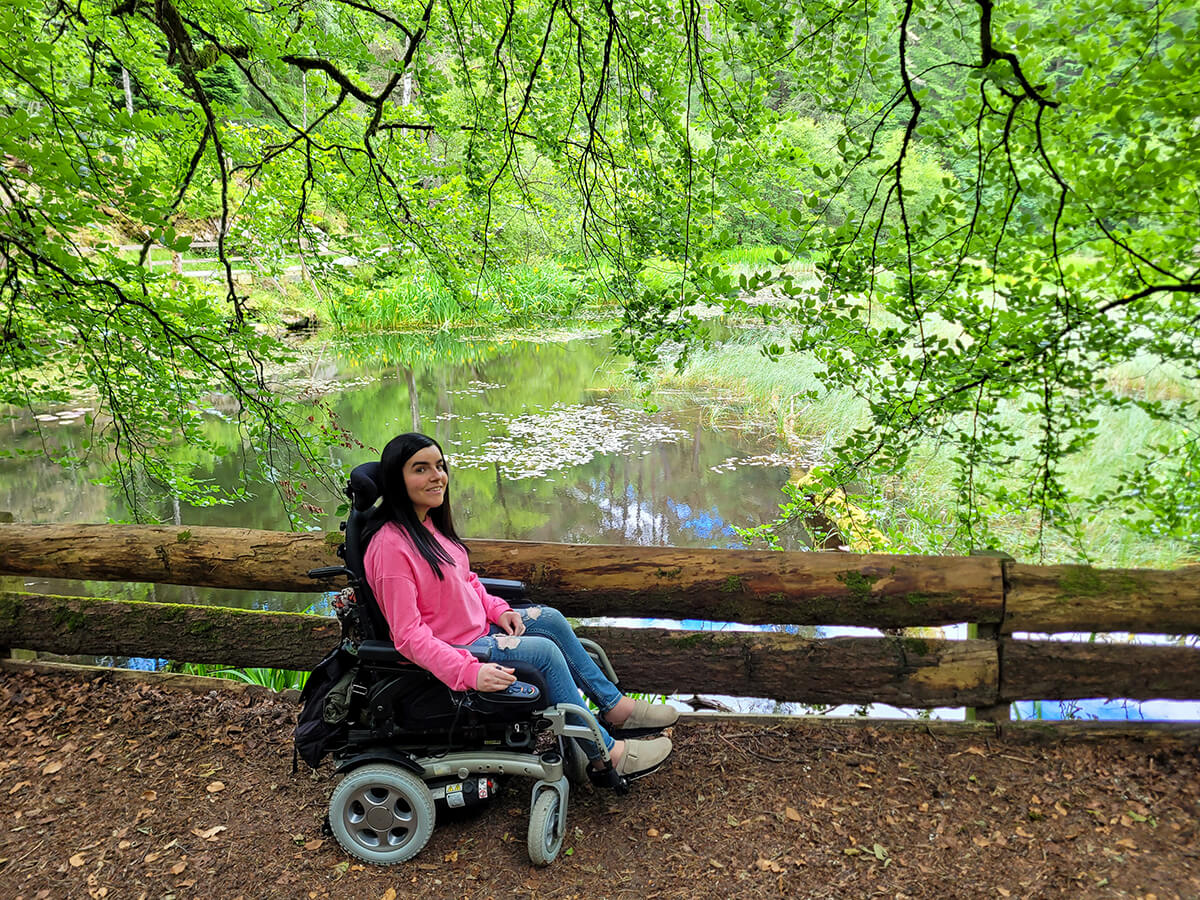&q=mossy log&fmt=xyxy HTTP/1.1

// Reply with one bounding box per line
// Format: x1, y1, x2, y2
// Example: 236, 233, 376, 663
1000, 639, 1200, 702
0, 524, 1002, 627
575, 626, 999, 706
1004, 563, 1200, 634
469, 541, 1003, 628
5, 593, 1198, 706
0, 524, 342, 592
0, 591, 339, 669
1, 592, 995, 705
